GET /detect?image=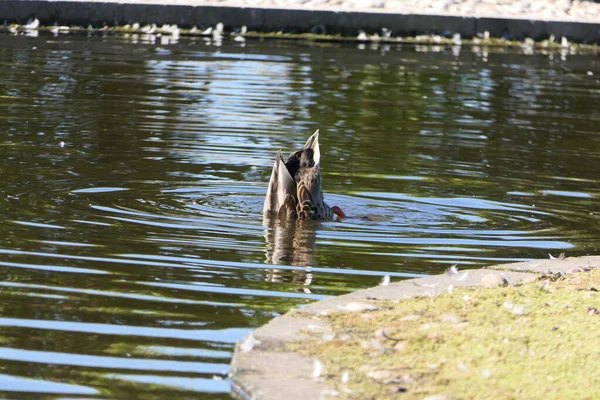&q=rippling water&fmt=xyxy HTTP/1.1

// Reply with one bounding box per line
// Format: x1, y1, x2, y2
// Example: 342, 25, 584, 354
0, 32, 599, 398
